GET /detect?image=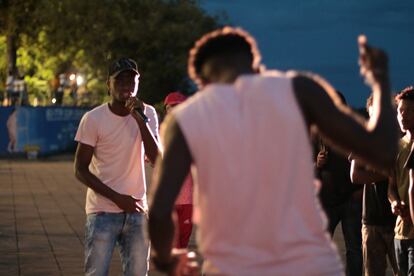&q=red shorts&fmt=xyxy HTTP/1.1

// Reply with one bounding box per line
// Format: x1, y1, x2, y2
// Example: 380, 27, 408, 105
174, 204, 193, 248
